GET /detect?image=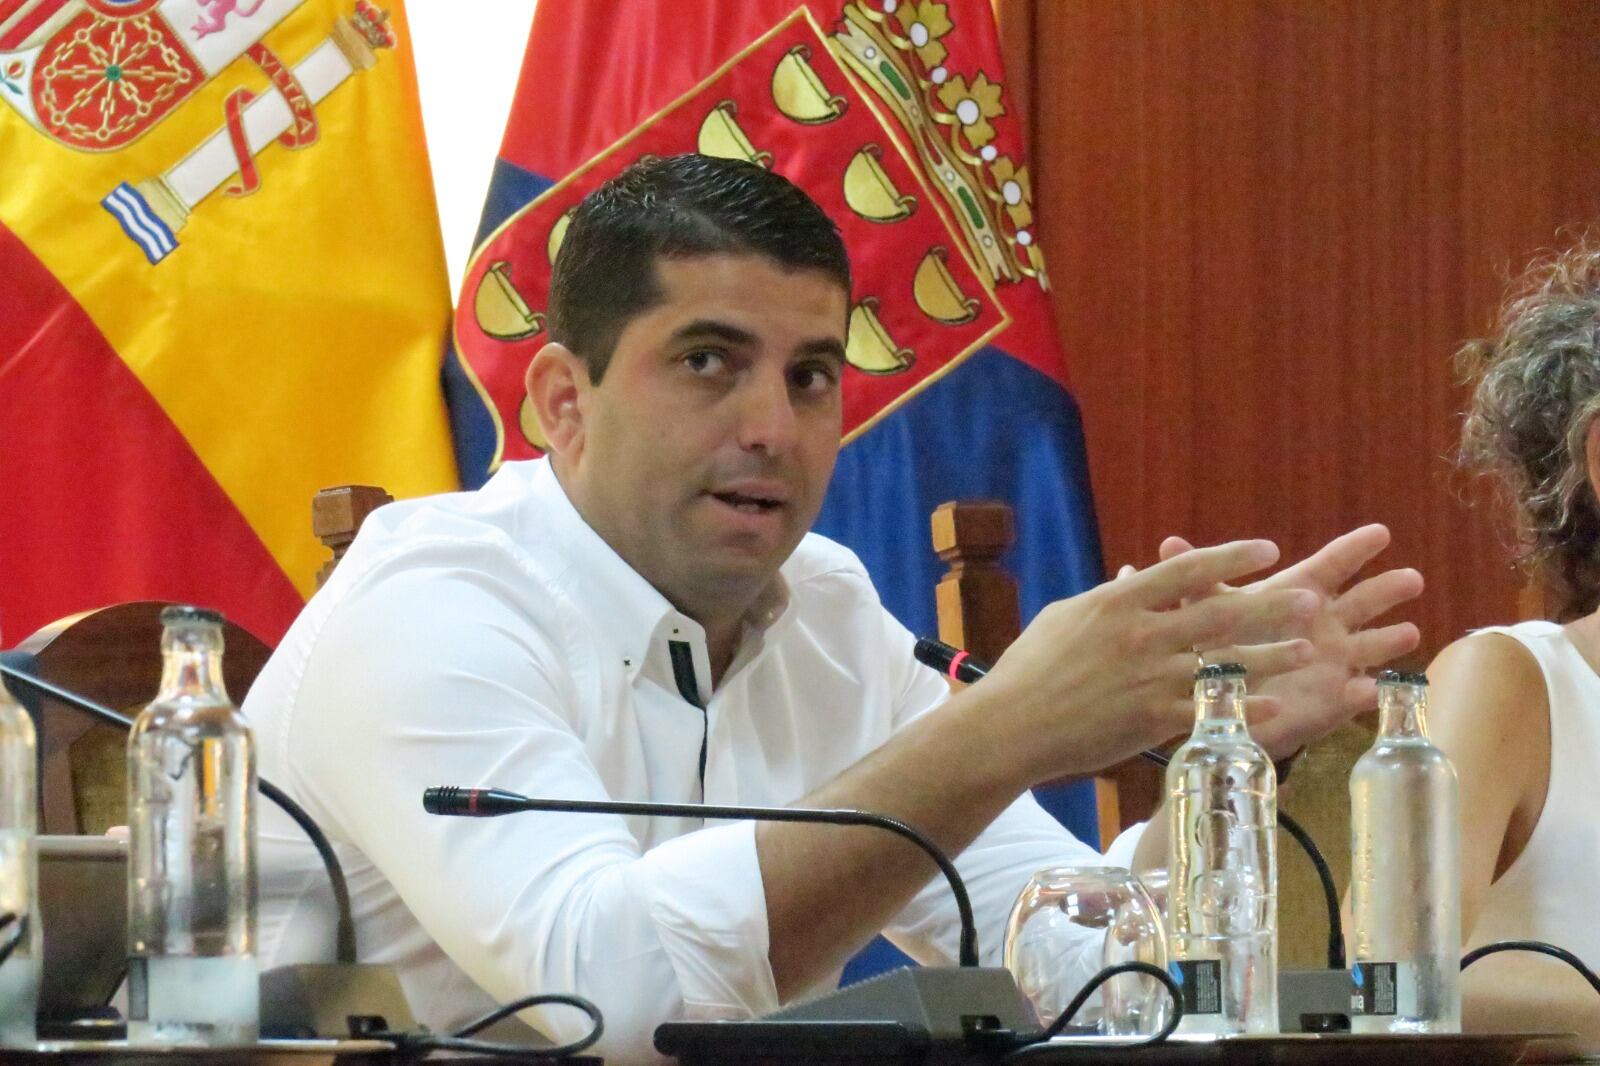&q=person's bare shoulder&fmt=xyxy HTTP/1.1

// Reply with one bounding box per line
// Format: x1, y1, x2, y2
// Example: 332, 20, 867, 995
1428, 630, 1549, 740
1427, 629, 1550, 855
